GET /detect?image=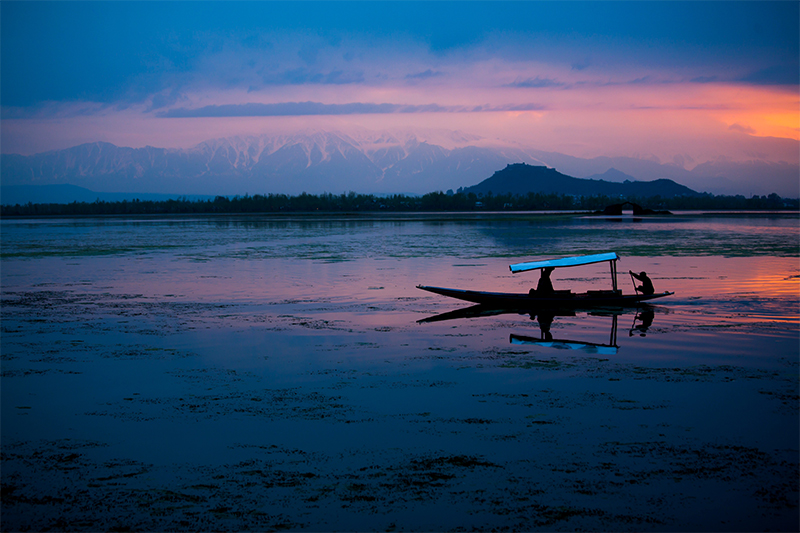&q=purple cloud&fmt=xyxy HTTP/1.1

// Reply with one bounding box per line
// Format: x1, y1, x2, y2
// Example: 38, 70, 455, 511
405, 69, 444, 81
157, 101, 546, 118
571, 58, 591, 71
145, 88, 186, 112
729, 123, 756, 135
627, 75, 655, 85
691, 75, 719, 83
505, 76, 565, 88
